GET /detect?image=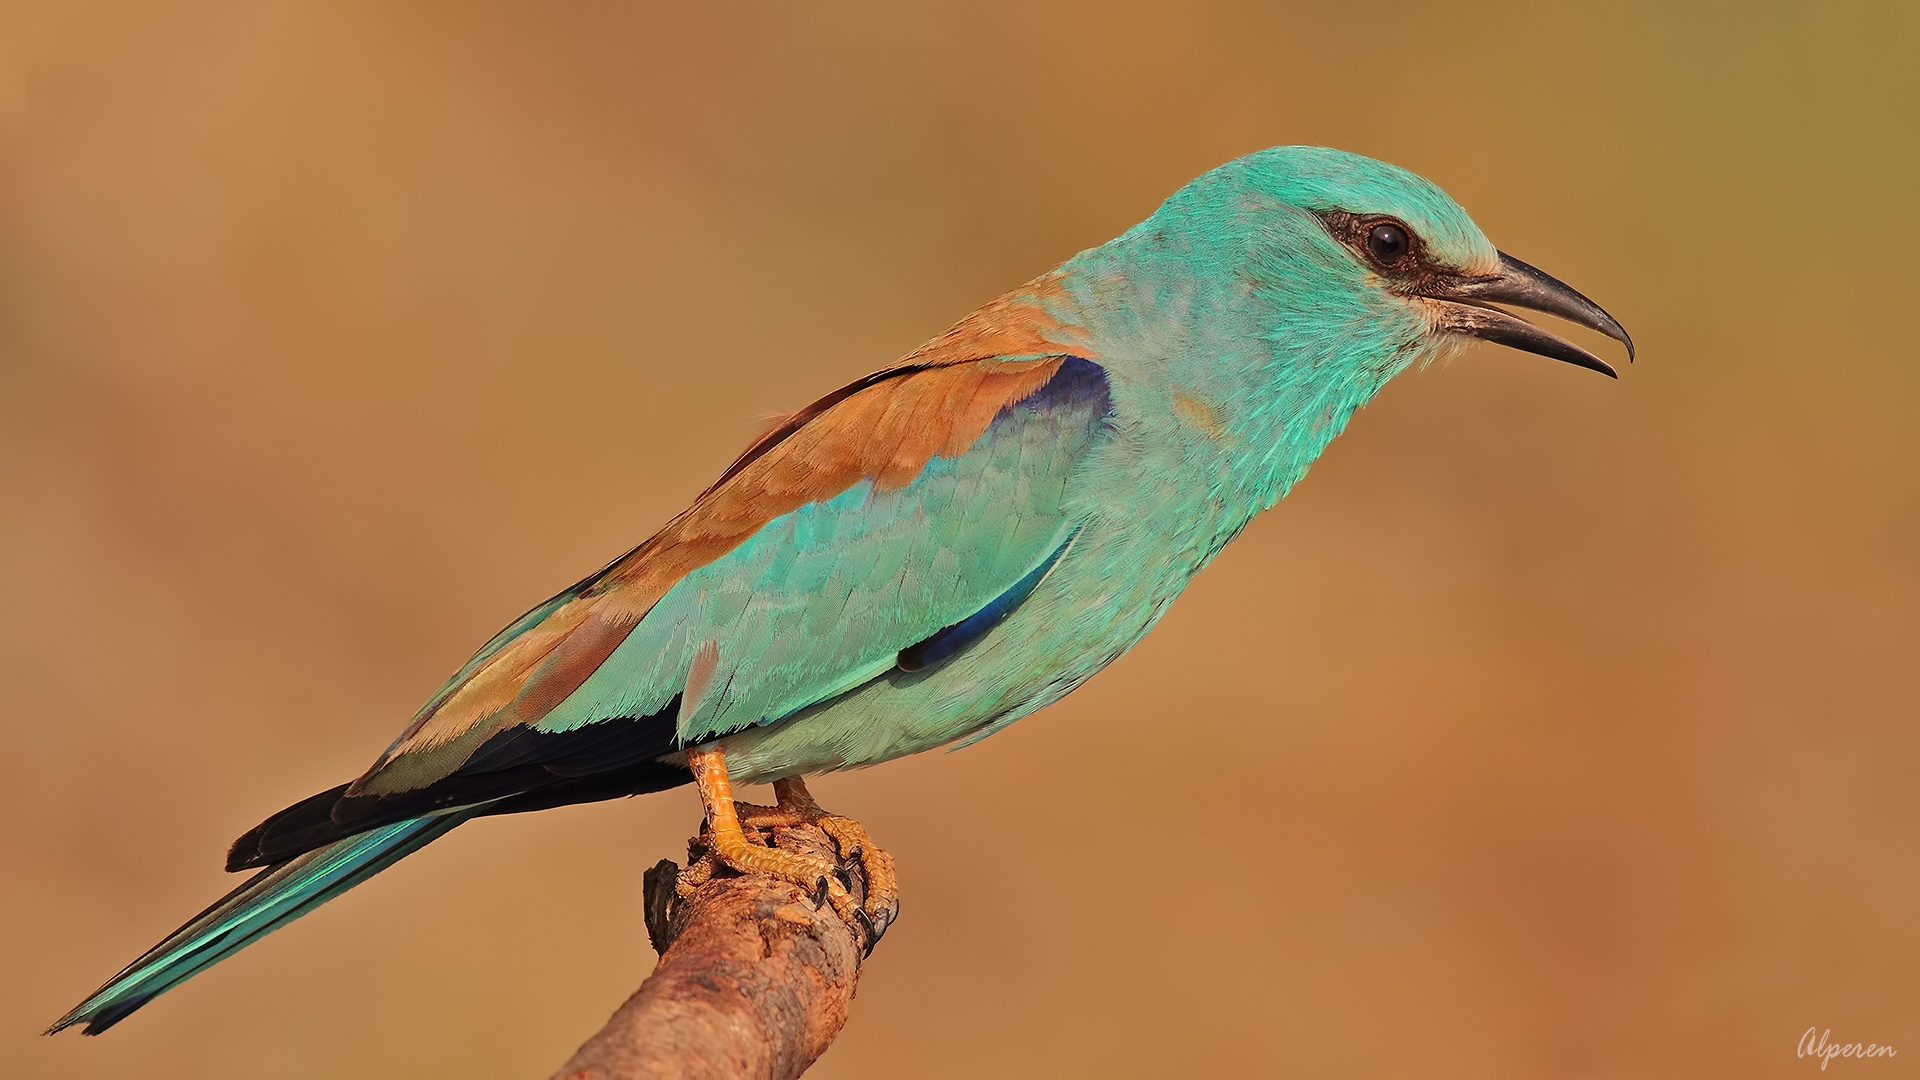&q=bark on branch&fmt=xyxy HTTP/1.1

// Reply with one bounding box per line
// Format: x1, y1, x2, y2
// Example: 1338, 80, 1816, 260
552, 821, 896, 1080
